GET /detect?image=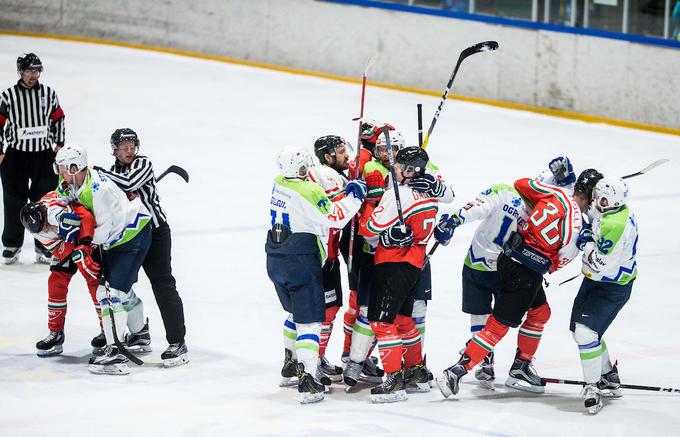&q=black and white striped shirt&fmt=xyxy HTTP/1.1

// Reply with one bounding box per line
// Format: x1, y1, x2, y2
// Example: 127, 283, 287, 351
0, 80, 65, 153
96, 156, 167, 228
